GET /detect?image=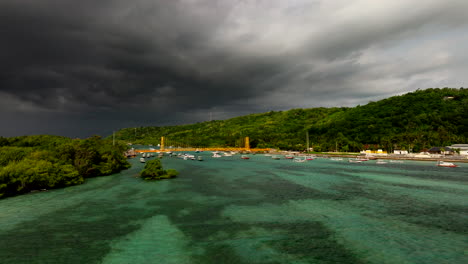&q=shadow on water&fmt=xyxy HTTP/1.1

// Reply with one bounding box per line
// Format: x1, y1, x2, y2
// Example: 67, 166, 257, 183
0, 200, 159, 264
146, 164, 366, 263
